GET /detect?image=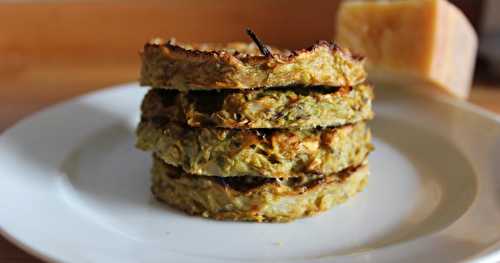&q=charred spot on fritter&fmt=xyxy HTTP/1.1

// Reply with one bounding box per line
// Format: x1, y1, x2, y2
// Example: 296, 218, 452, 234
186, 90, 228, 114
212, 176, 275, 193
